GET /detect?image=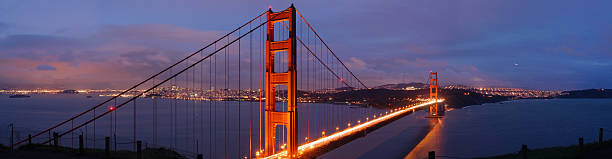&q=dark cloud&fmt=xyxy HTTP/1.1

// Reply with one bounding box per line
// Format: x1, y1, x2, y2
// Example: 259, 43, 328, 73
36, 64, 56, 71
